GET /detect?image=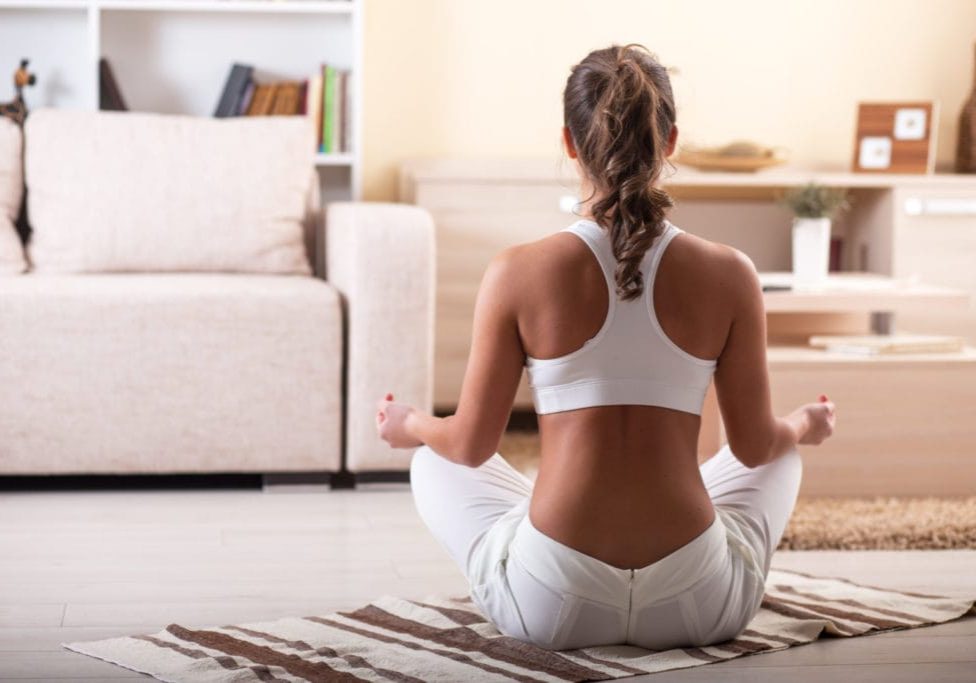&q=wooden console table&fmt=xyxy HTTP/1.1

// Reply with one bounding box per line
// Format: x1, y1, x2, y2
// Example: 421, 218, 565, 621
400, 159, 976, 495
